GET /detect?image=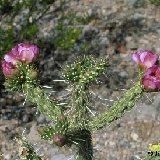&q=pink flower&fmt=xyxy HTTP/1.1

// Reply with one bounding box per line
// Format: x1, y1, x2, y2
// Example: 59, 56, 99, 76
4, 52, 19, 65
2, 61, 17, 77
142, 66, 160, 91
132, 49, 159, 70
4, 43, 39, 65
16, 43, 39, 63
2, 43, 39, 79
